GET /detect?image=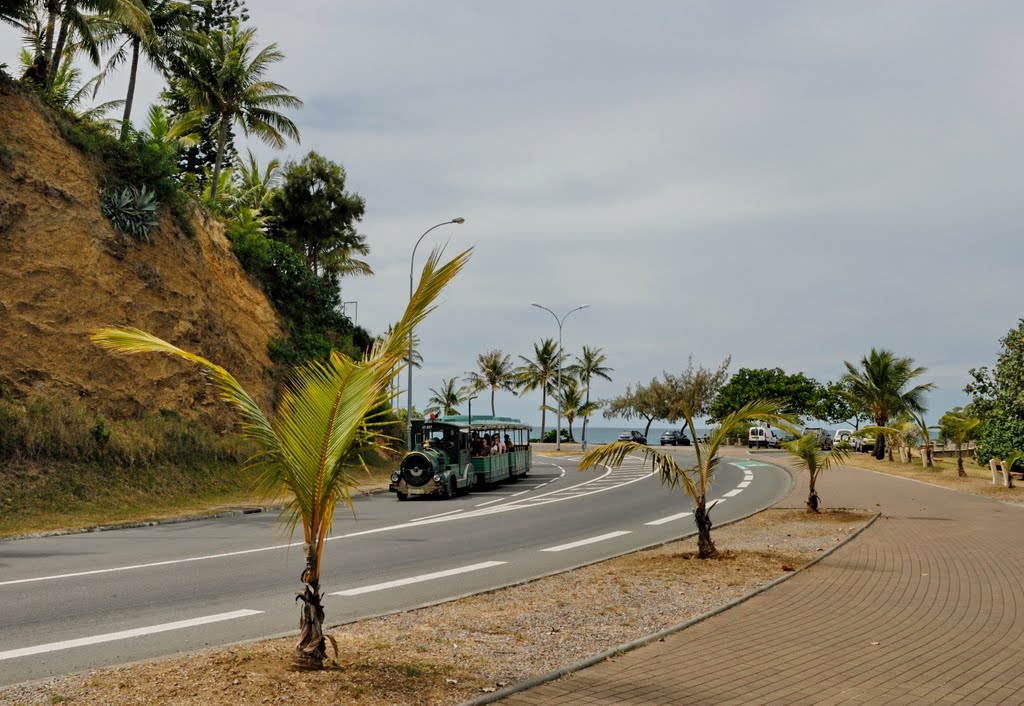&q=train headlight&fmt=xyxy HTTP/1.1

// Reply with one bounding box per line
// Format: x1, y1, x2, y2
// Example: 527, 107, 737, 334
390, 473, 400, 483
433, 474, 441, 483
